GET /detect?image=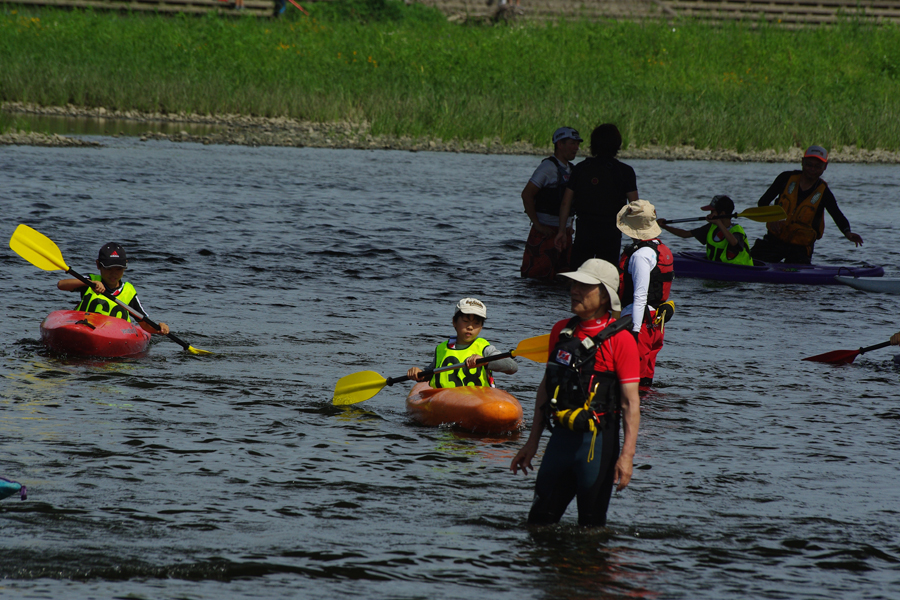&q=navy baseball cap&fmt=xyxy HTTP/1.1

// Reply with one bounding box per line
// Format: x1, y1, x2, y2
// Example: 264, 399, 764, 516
98, 242, 127, 268
552, 127, 583, 144
701, 195, 735, 214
